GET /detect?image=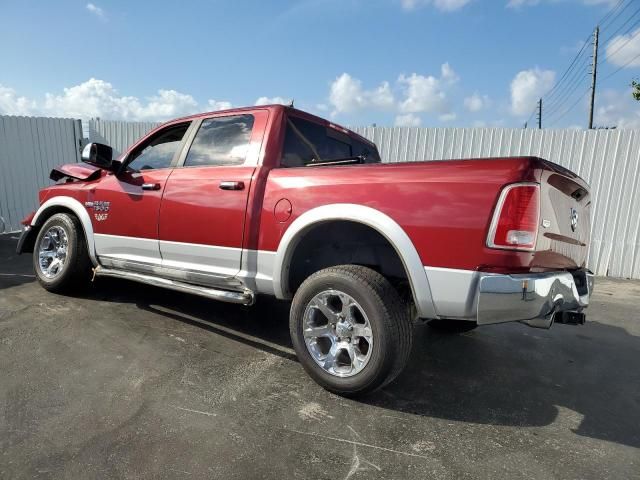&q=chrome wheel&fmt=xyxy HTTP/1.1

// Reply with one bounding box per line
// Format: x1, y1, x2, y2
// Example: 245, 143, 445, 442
303, 289, 373, 377
37, 226, 69, 279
